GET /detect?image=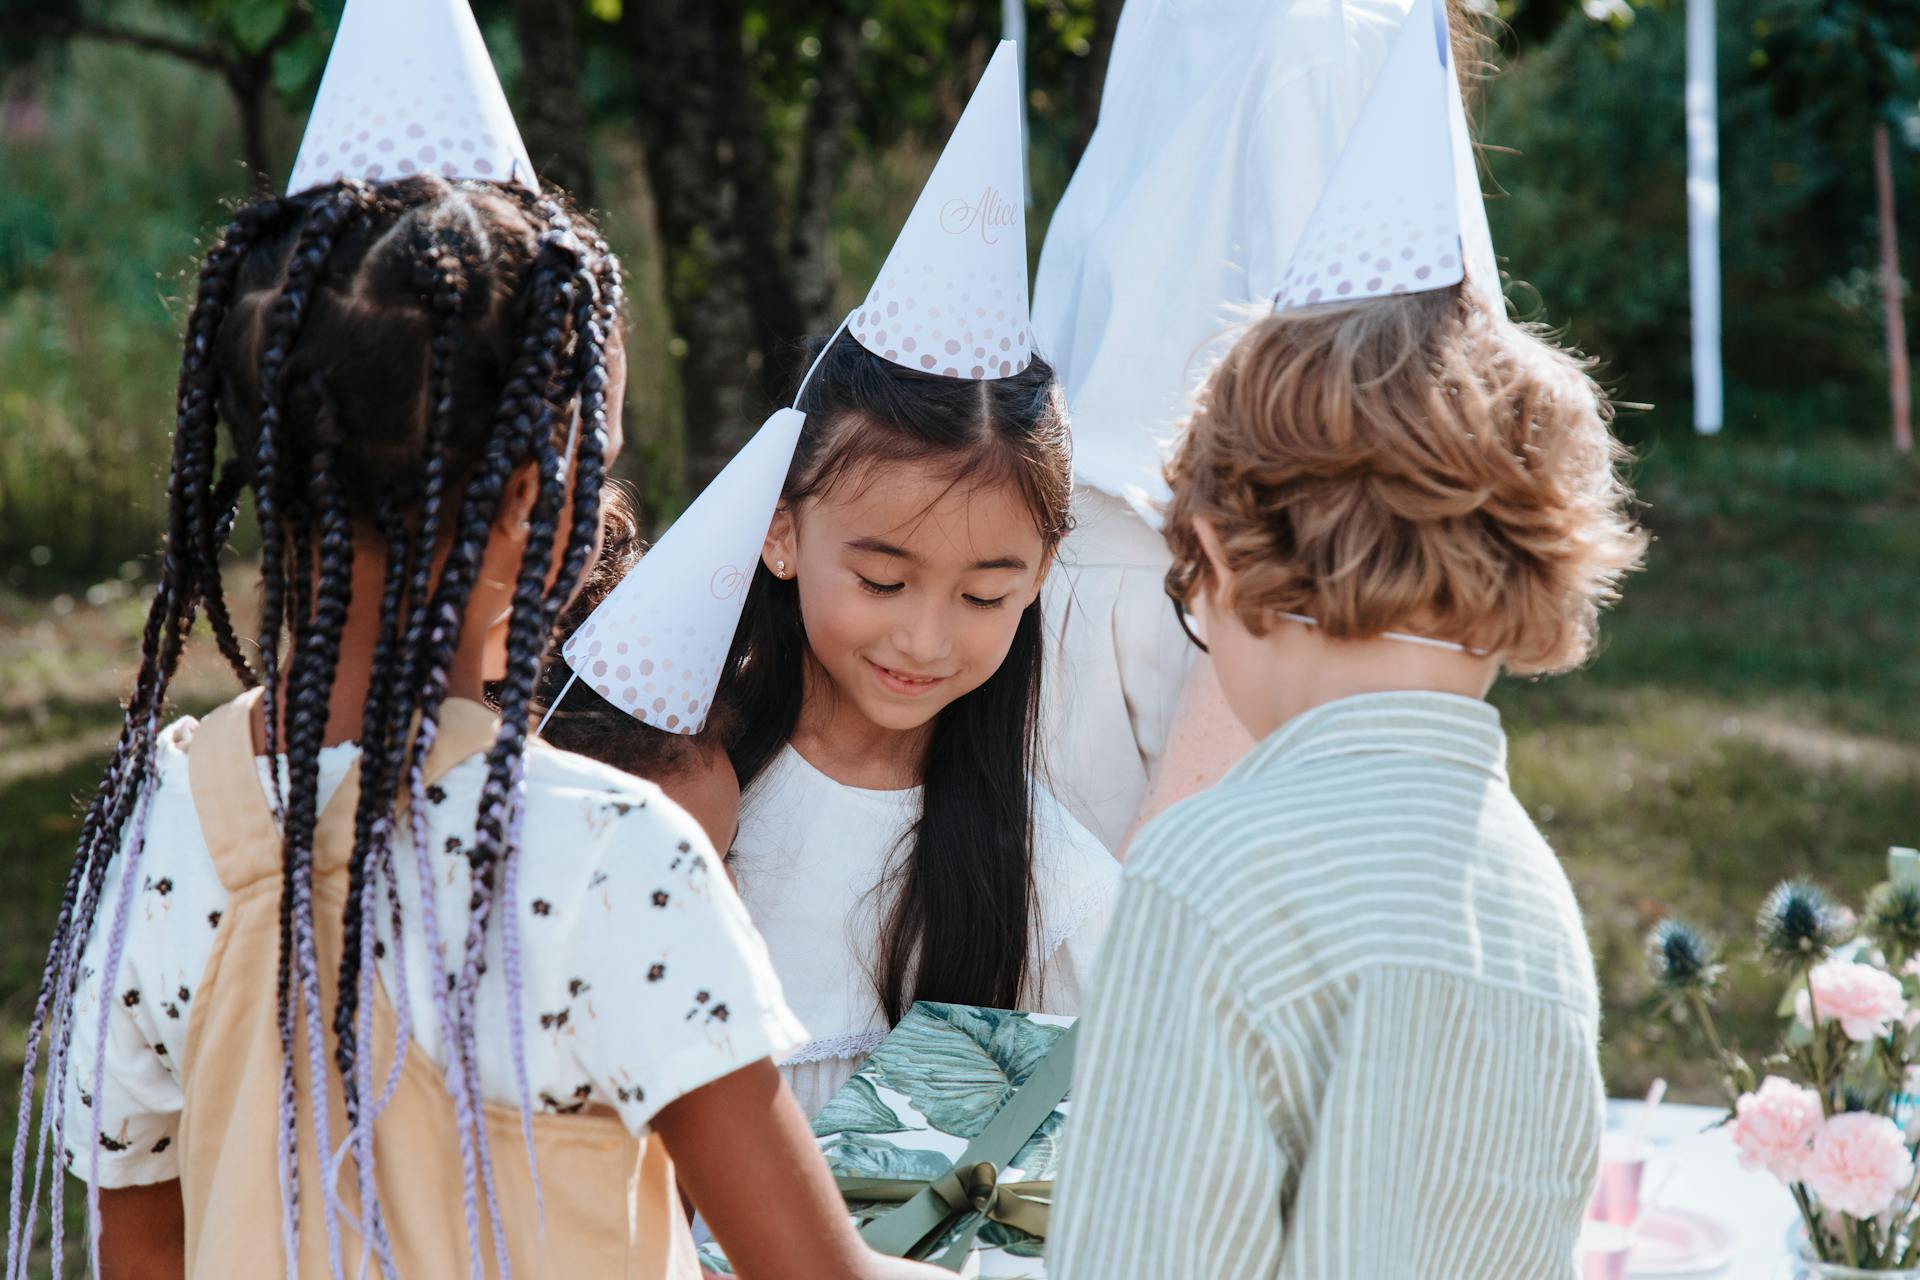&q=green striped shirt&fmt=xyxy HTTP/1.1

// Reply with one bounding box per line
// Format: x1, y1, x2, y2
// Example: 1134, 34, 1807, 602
1049, 692, 1603, 1279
